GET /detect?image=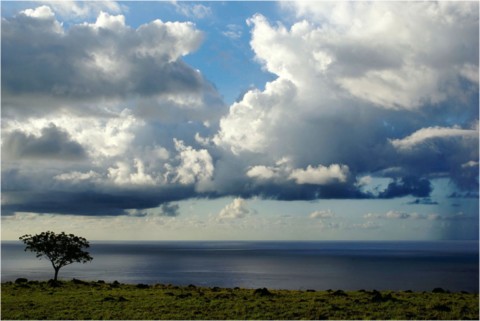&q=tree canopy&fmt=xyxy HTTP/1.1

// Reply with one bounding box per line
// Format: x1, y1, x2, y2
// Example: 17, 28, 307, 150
19, 231, 93, 282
